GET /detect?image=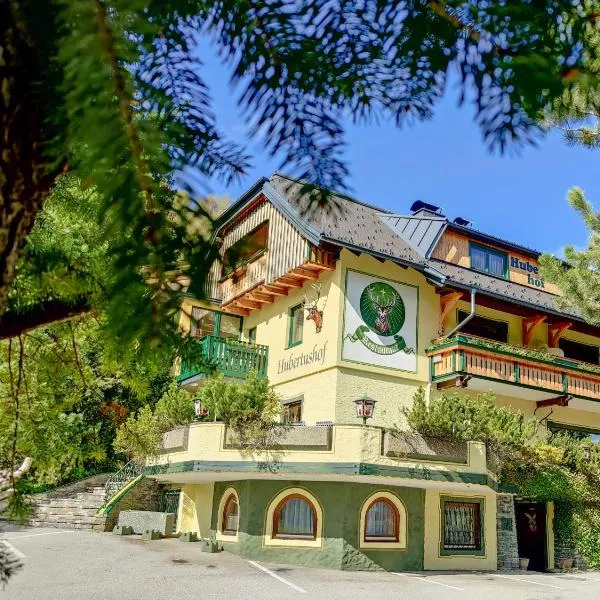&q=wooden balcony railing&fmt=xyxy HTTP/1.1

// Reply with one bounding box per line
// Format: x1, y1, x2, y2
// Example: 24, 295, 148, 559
426, 334, 600, 401
177, 336, 268, 383
220, 252, 268, 305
